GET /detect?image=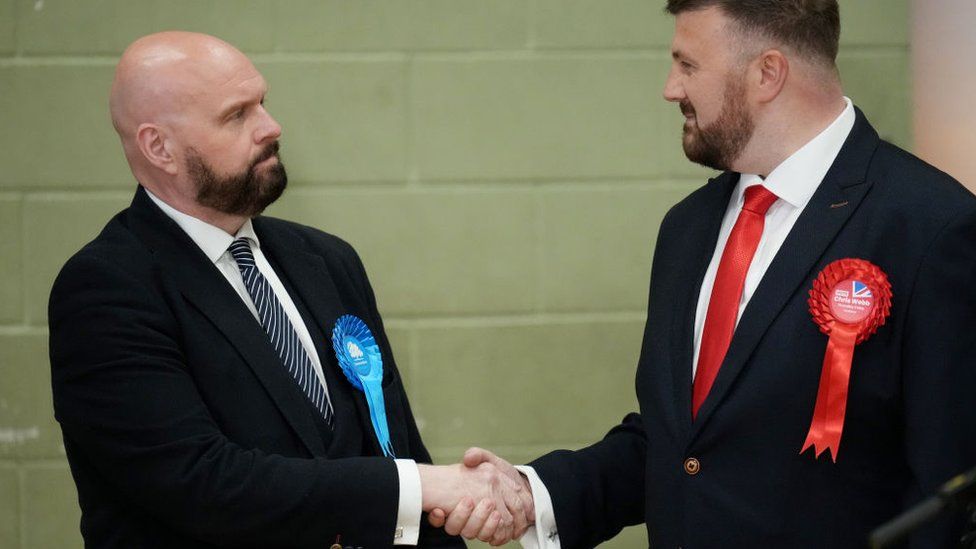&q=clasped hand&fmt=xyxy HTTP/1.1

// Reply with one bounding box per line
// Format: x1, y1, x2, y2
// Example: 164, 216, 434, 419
418, 447, 534, 546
